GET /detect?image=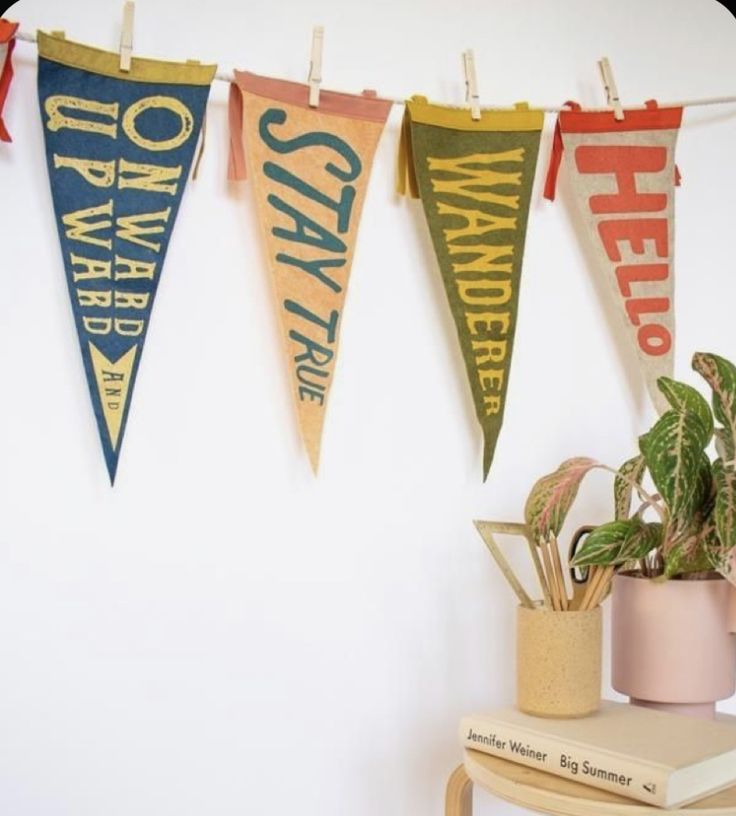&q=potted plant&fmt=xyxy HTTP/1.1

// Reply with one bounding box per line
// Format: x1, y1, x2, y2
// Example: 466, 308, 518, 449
524, 351, 736, 719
